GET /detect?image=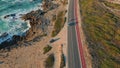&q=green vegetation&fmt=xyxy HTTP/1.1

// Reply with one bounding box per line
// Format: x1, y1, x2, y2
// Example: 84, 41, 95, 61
103, 1, 120, 9
60, 54, 66, 68
79, 0, 120, 68
45, 54, 55, 68
52, 11, 66, 37
43, 45, 52, 54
